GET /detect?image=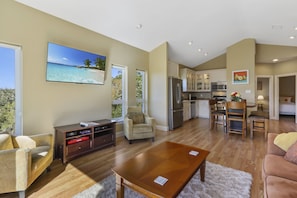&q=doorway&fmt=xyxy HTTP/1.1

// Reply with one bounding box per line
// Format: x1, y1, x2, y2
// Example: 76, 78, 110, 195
275, 73, 297, 123
256, 75, 273, 119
